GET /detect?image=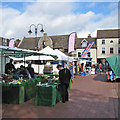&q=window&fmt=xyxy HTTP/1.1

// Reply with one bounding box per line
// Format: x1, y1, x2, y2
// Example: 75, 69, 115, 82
110, 47, 114, 54
64, 49, 68, 52
118, 47, 120, 54
110, 40, 113, 43
102, 40, 105, 44
3, 39, 8, 46
119, 39, 120, 44
78, 52, 81, 57
102, 48, 105, 54
87, 52, 91, 57
81, 39, 88, 48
